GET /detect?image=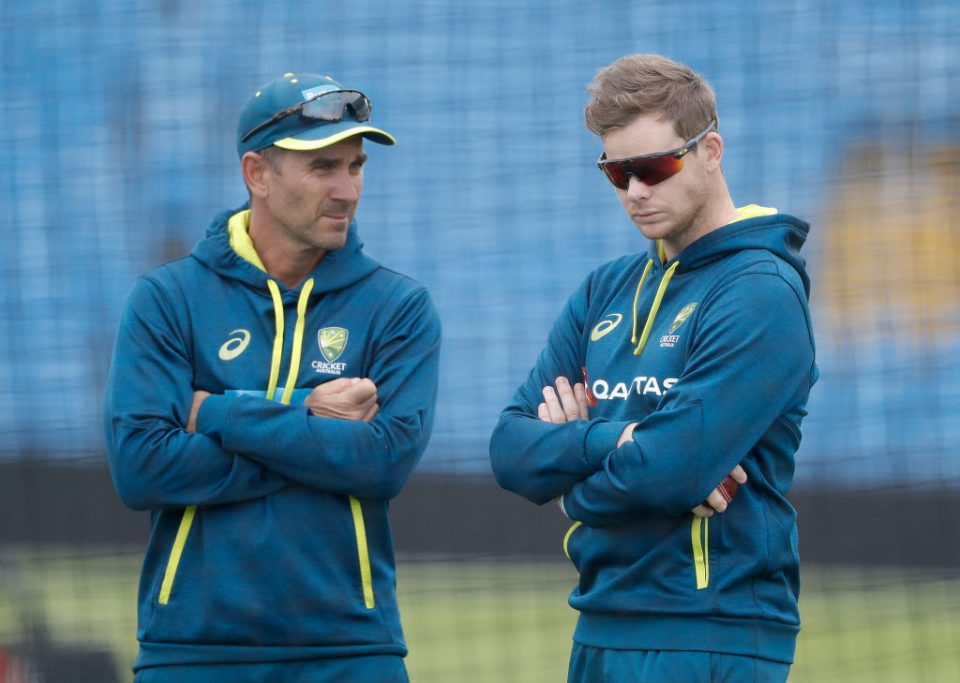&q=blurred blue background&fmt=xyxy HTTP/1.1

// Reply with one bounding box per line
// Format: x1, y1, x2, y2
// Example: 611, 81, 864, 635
1, 0, 958, 488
